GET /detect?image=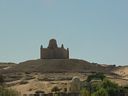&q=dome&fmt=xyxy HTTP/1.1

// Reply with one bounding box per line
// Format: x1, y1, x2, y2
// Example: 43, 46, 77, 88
72, 76, 80, 83
48, 39, 58, 48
